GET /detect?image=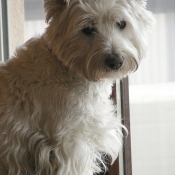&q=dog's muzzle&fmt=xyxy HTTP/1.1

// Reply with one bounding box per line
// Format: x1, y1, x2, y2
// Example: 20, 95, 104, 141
105, 54, 124, 70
